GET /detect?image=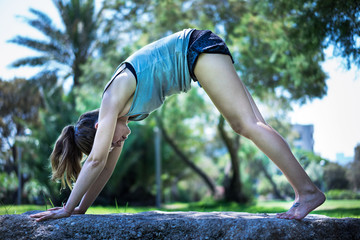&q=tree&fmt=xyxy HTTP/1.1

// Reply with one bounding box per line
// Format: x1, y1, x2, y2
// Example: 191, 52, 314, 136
8, 0, 104, 105
26, 71, 78, 205
323, 162, 349, 190
291, 0, 360, 68
156, 112, 217, 197
218, 116, 249, 202
0, 78, 42, 204
347, 145, 360, 191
